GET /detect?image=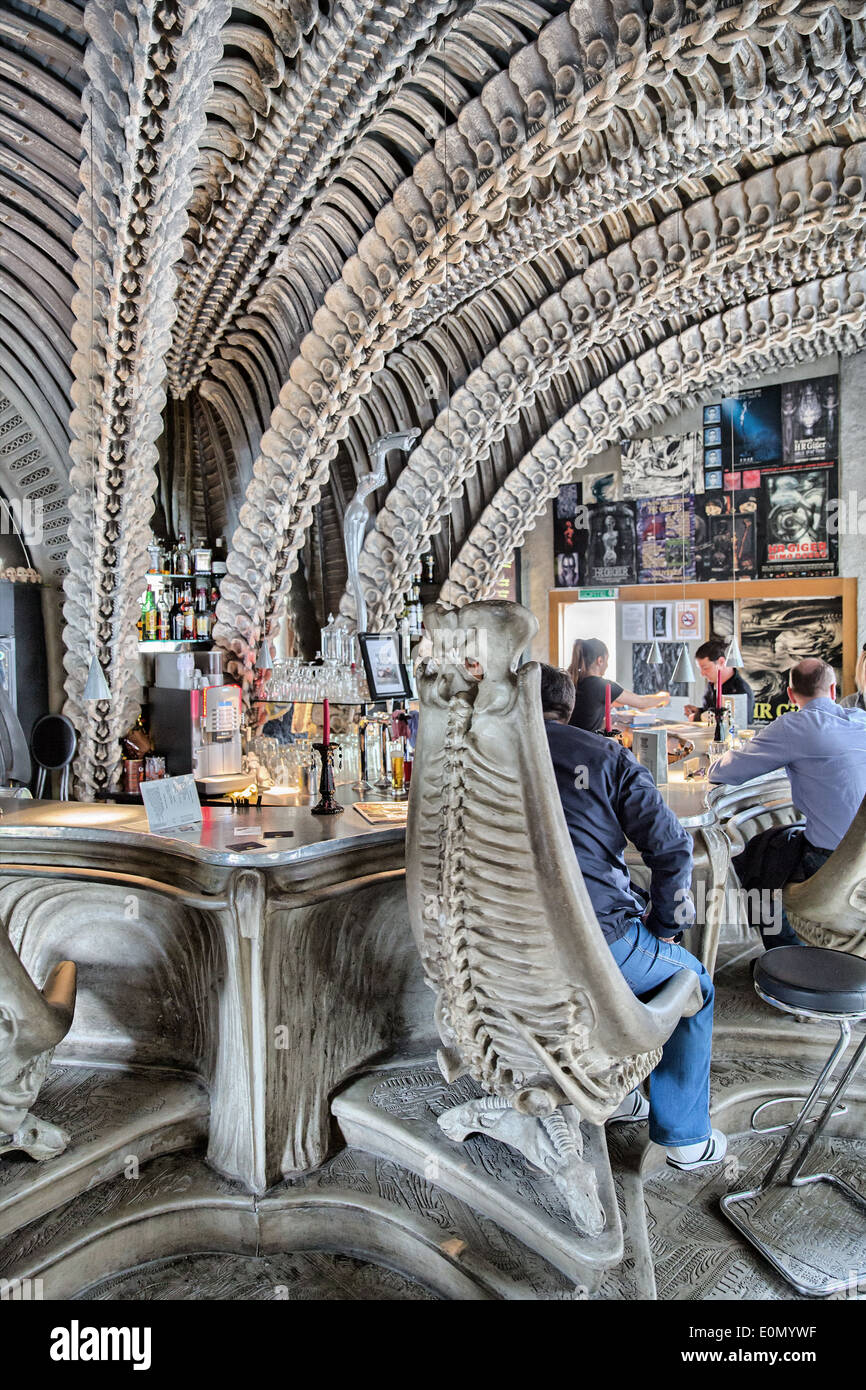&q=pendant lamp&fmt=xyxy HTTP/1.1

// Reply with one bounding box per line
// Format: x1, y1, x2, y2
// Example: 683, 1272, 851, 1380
648, 639, 663, 664
725, 634, 744, 668
671, 643, 696, 684
255, 636, 275, 670
83, 653, 110, 701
